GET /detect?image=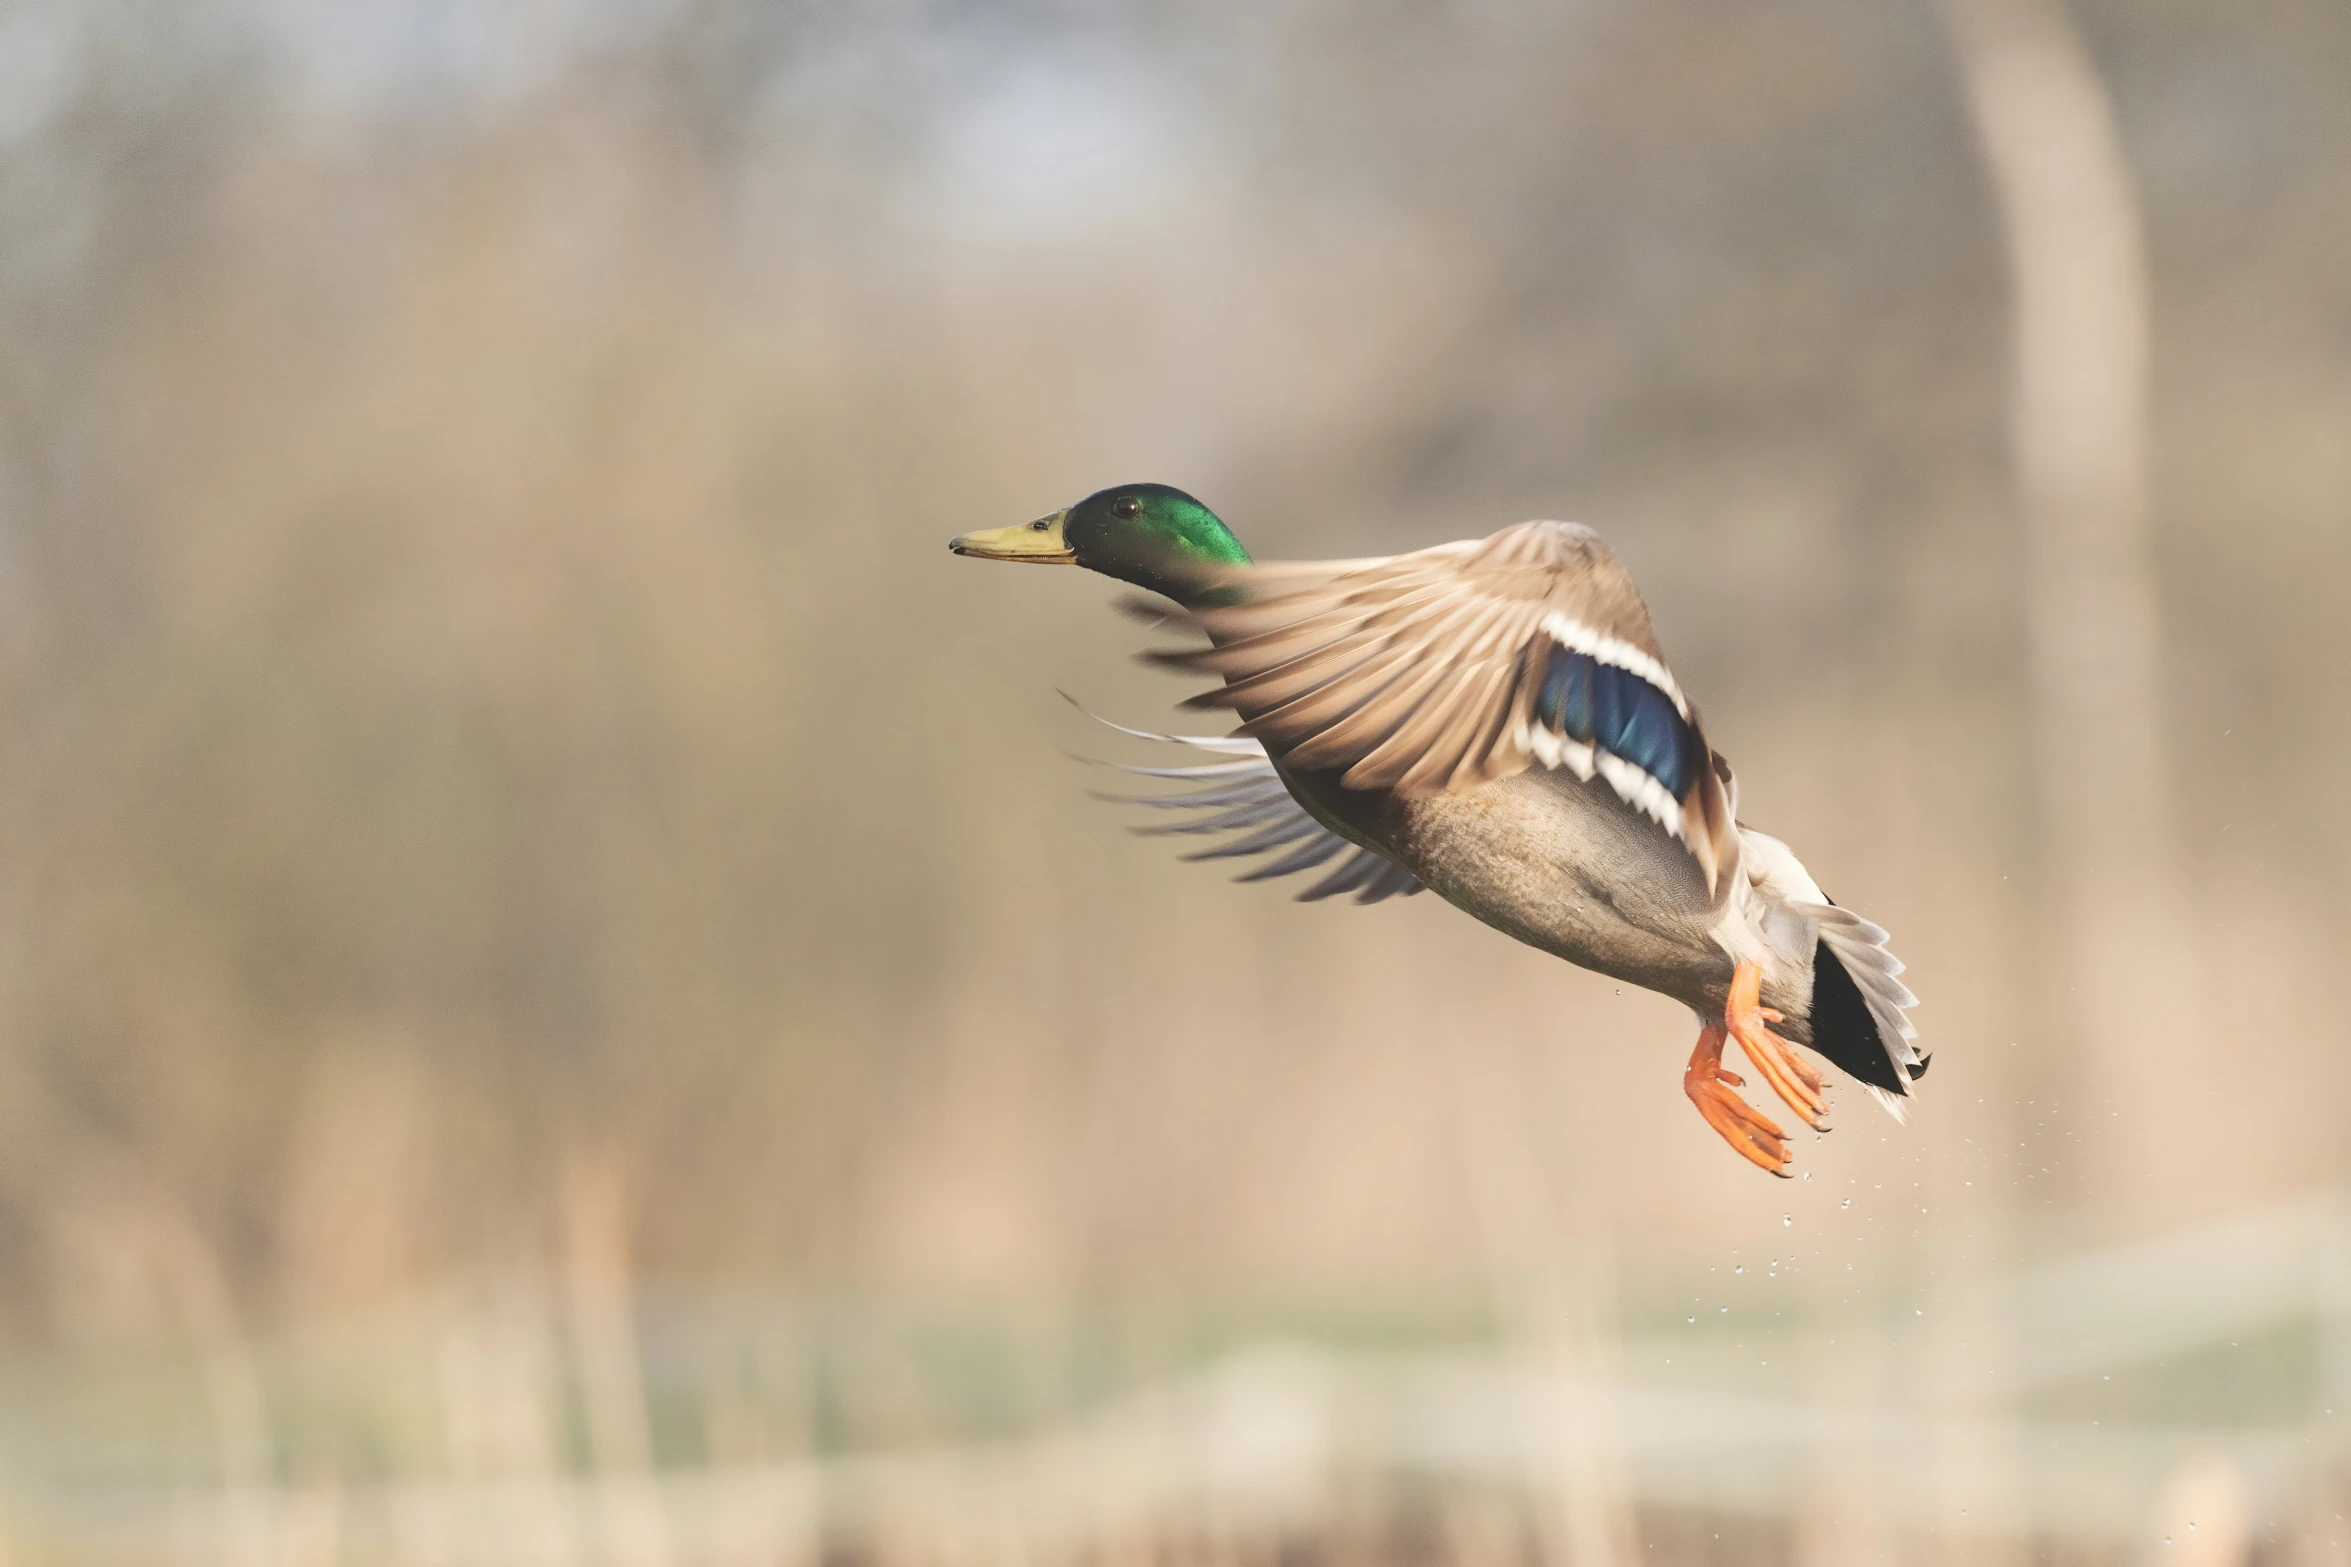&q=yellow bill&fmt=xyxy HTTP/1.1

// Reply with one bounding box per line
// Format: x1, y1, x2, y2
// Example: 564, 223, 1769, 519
948, 510, 1075, 564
